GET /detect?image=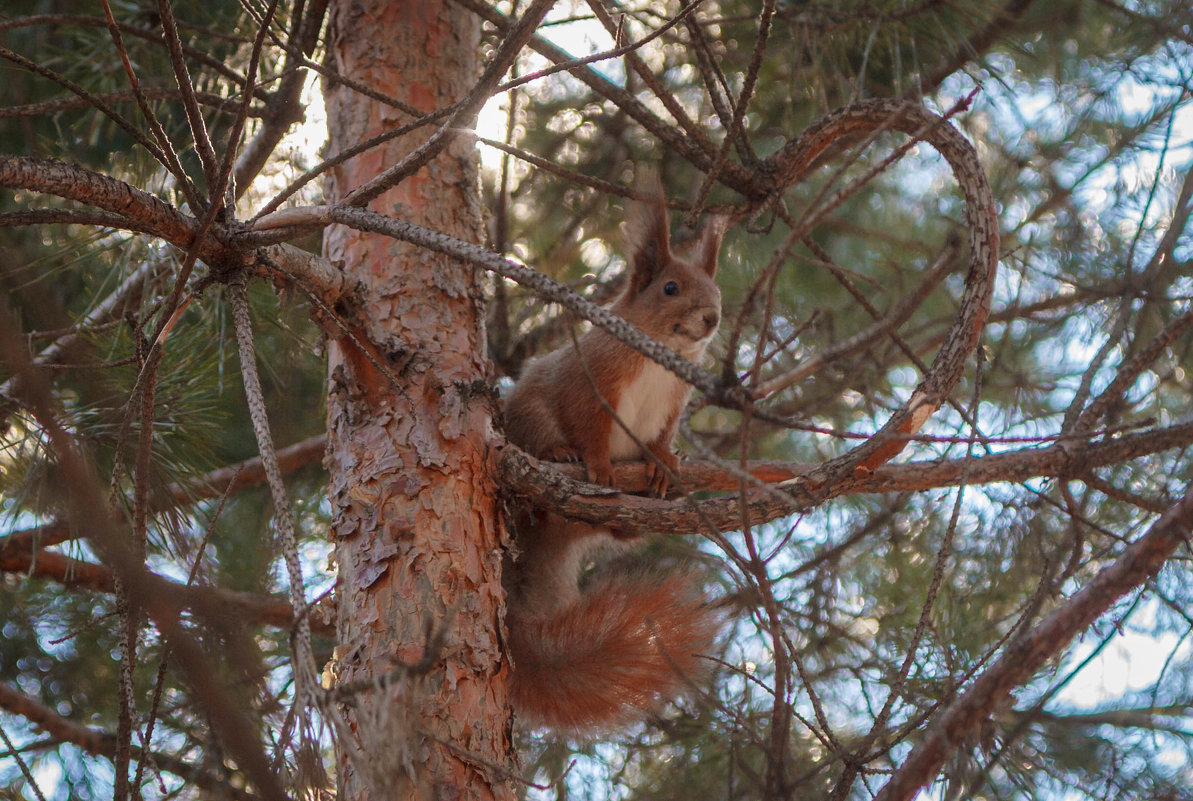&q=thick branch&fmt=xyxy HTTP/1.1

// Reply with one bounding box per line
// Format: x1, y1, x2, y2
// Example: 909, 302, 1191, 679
0, 522, 74, 556
256, 243, 354, 308
0, 154, 200, 250
499, 421, 1193, 531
